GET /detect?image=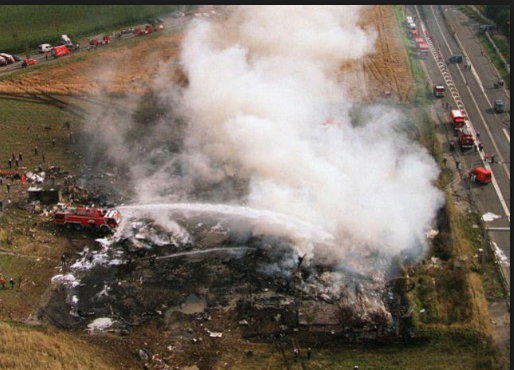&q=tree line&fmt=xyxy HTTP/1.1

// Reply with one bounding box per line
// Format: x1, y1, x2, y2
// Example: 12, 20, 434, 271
484, 5, 510, 36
